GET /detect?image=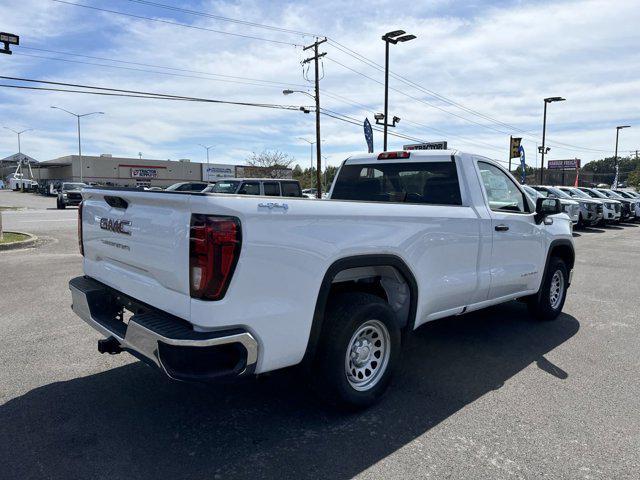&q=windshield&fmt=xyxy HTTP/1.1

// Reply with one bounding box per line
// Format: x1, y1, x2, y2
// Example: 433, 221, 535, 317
522, 185, 540, 198
597, 189, 620, 199
210, 181, 240, 193
581, 188, 607, 199
62, 183, 86, 191
613, 190, 632, 198
532, 187, 549, 197
546, 187, 572, 199
562, 188, 591, 199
